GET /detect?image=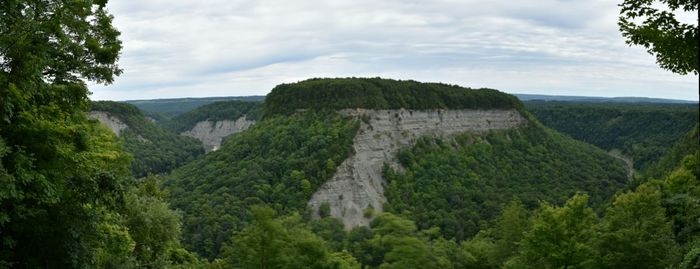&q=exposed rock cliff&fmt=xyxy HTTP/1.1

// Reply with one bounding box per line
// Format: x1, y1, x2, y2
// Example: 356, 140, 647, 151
181, 116, 255, 152
308, 109, 526, 228
88, 111, 128, 136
